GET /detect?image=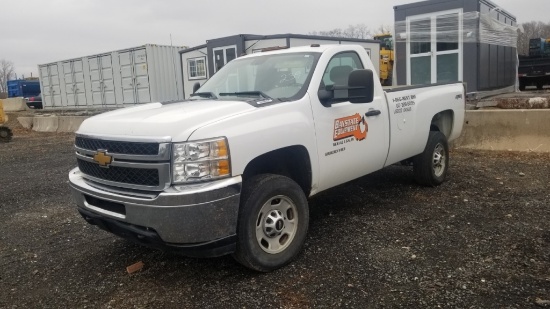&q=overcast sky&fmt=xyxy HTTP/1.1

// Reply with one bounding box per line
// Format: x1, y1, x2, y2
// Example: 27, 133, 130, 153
2, 0, 548, 78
